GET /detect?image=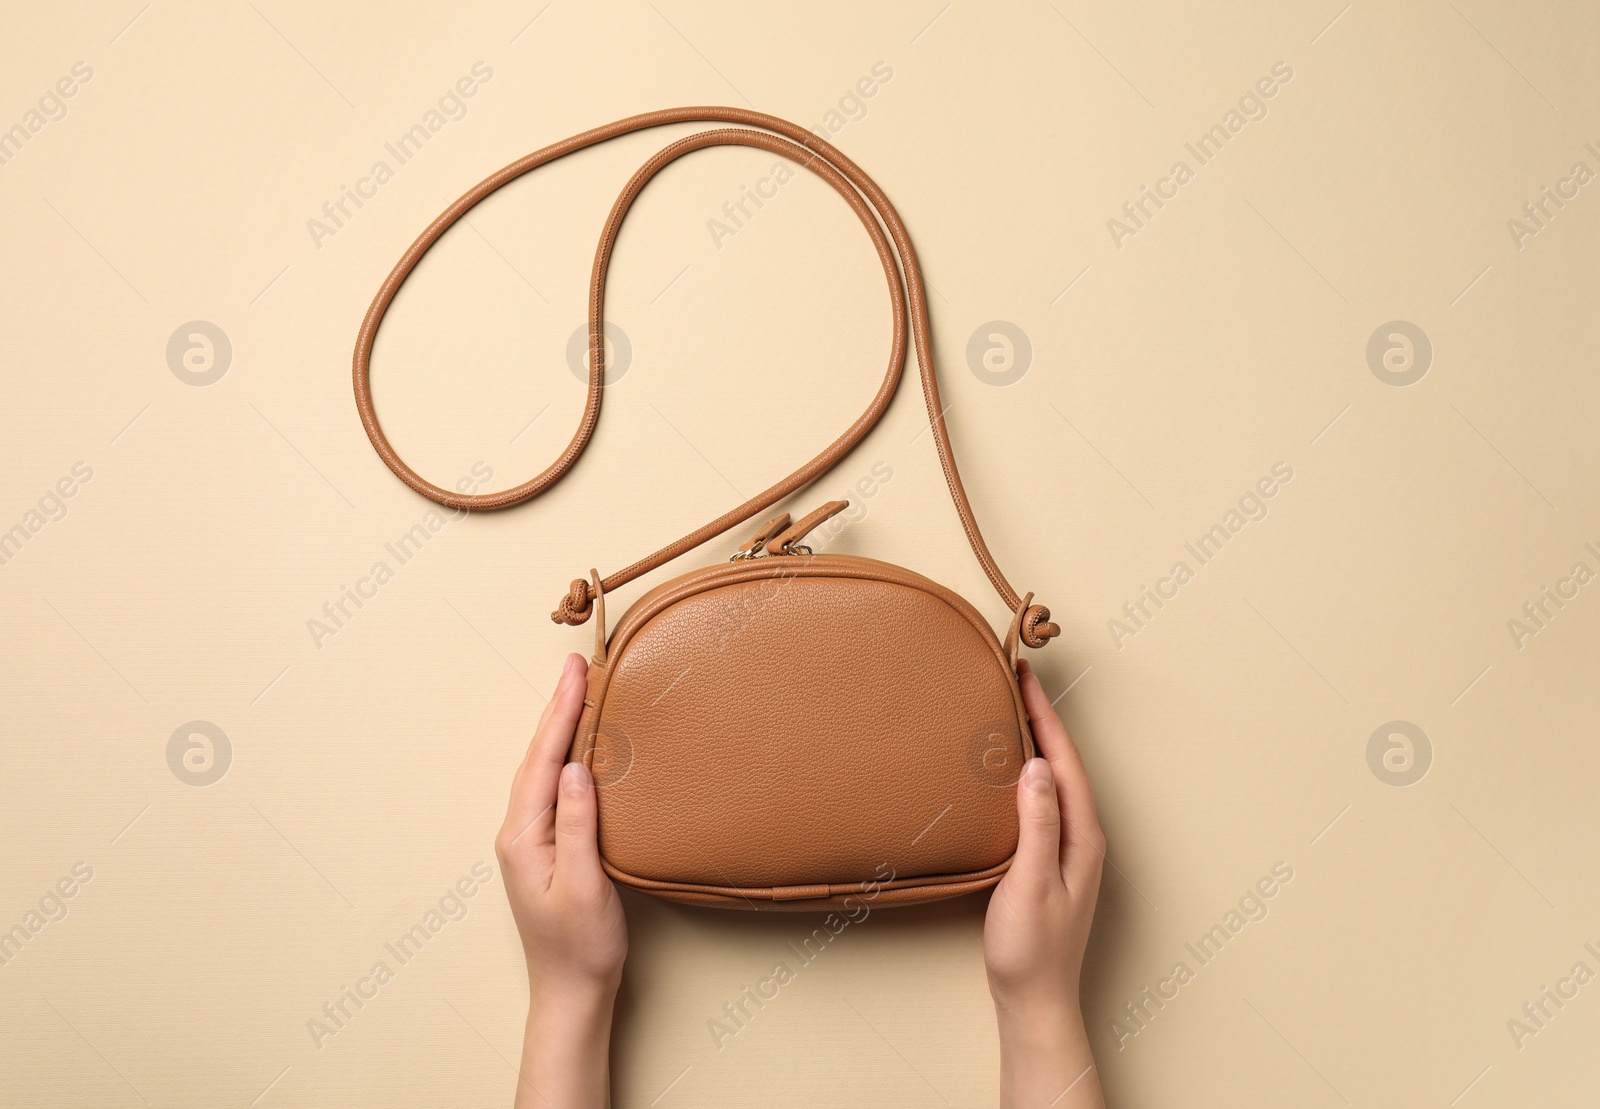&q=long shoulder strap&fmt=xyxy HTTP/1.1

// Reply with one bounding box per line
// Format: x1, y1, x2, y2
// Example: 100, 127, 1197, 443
352, 107, 1059, 650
